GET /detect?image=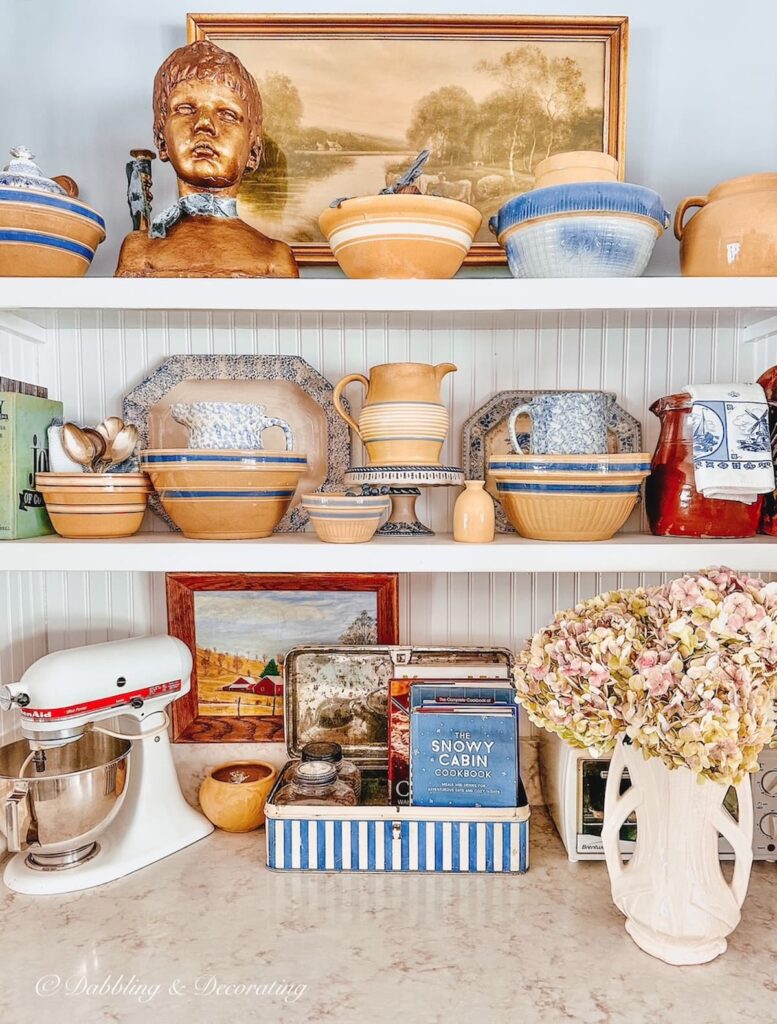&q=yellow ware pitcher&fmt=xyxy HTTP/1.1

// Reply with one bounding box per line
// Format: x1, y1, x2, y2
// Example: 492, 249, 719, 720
333, 362, 456, 466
